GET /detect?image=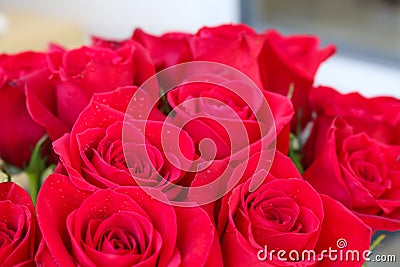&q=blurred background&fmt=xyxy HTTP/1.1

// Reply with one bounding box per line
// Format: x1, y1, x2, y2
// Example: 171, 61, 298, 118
0, 0, 399, 265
